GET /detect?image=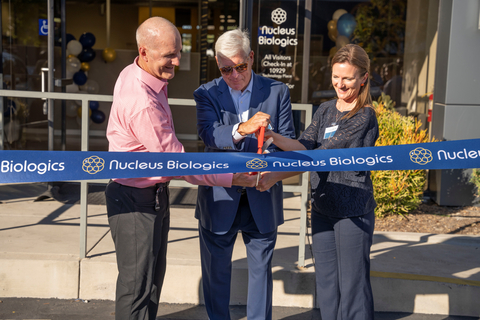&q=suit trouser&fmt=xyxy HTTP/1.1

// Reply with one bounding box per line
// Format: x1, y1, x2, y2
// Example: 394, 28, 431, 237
105, 181, 170, 320
199, 193, 277, 320
311, 209, 375, 320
